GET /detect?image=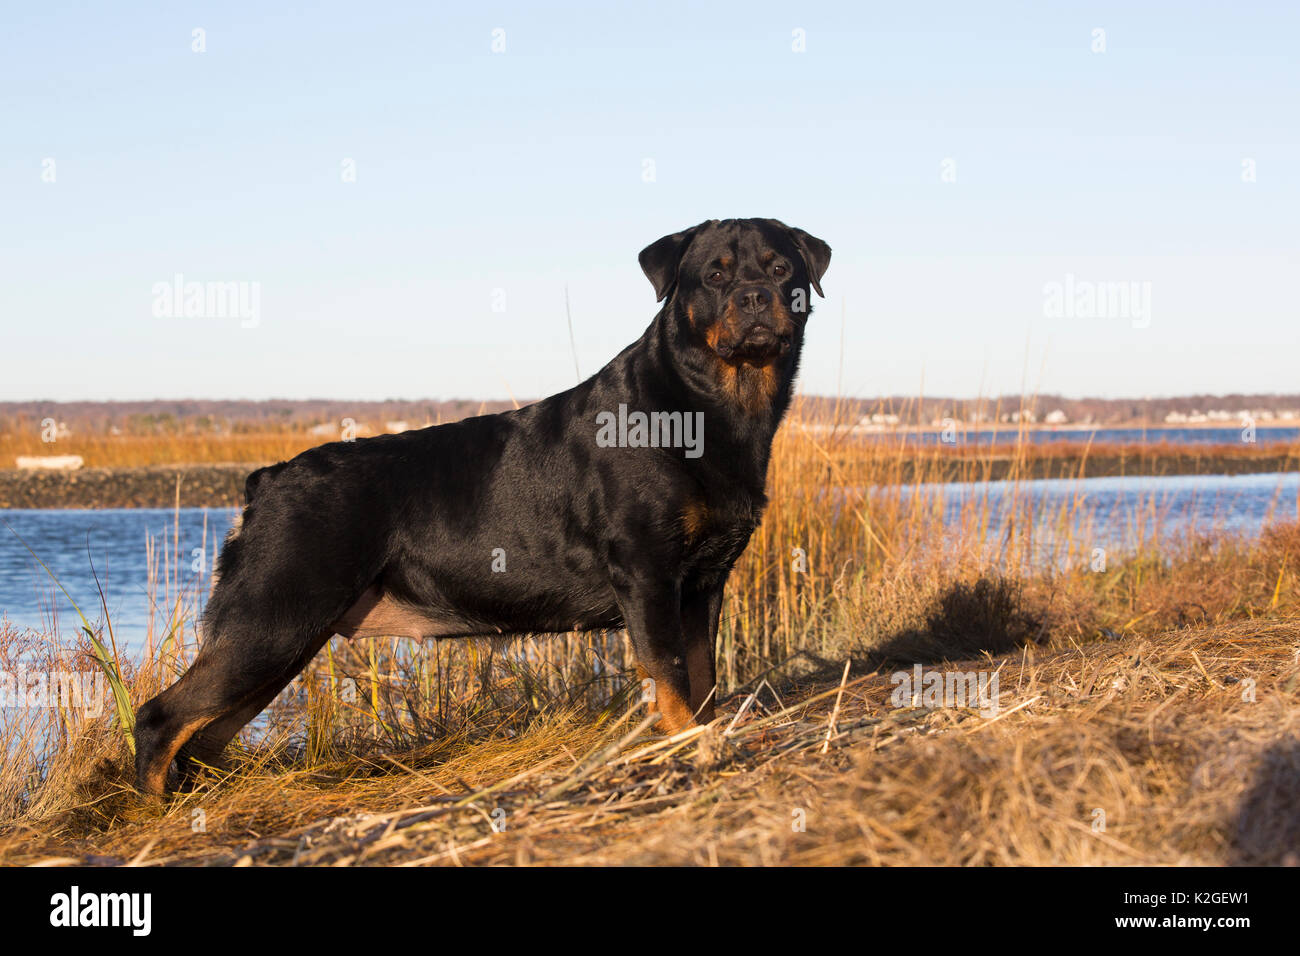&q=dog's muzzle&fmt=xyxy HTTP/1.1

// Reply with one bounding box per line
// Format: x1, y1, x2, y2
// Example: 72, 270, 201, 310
716, 319, 793, 361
